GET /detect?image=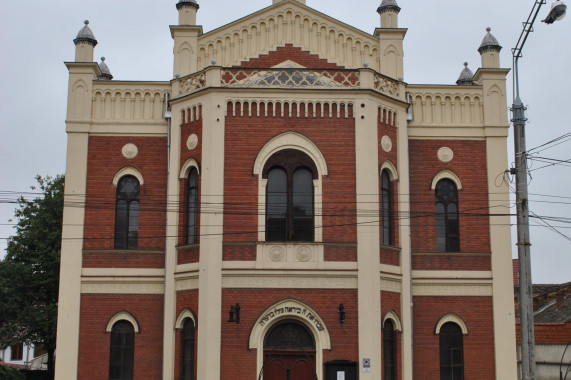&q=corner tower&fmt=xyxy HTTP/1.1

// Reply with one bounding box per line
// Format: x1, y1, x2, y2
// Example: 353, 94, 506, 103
375, 0, 407, 80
